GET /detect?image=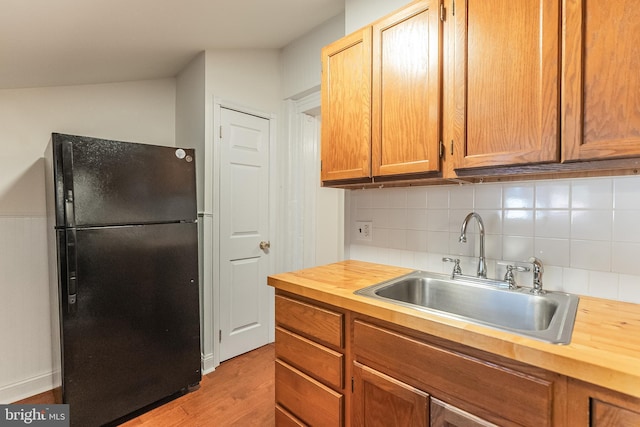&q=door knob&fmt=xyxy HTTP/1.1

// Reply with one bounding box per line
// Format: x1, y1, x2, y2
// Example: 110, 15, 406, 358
259, 241, 271, 250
